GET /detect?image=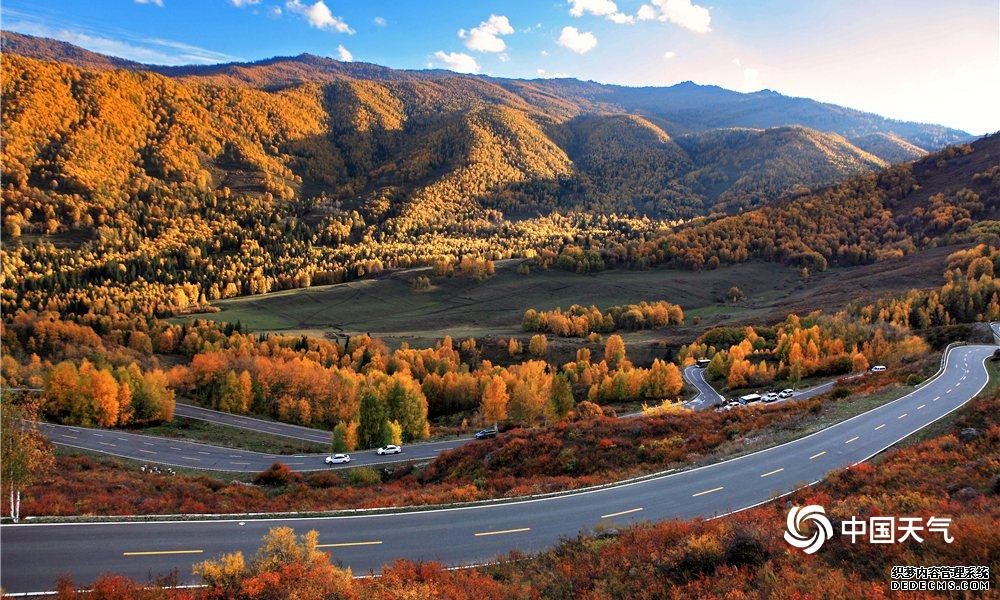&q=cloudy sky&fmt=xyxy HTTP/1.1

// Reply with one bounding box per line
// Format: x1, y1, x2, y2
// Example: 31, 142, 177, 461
3, 0, 998, 133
